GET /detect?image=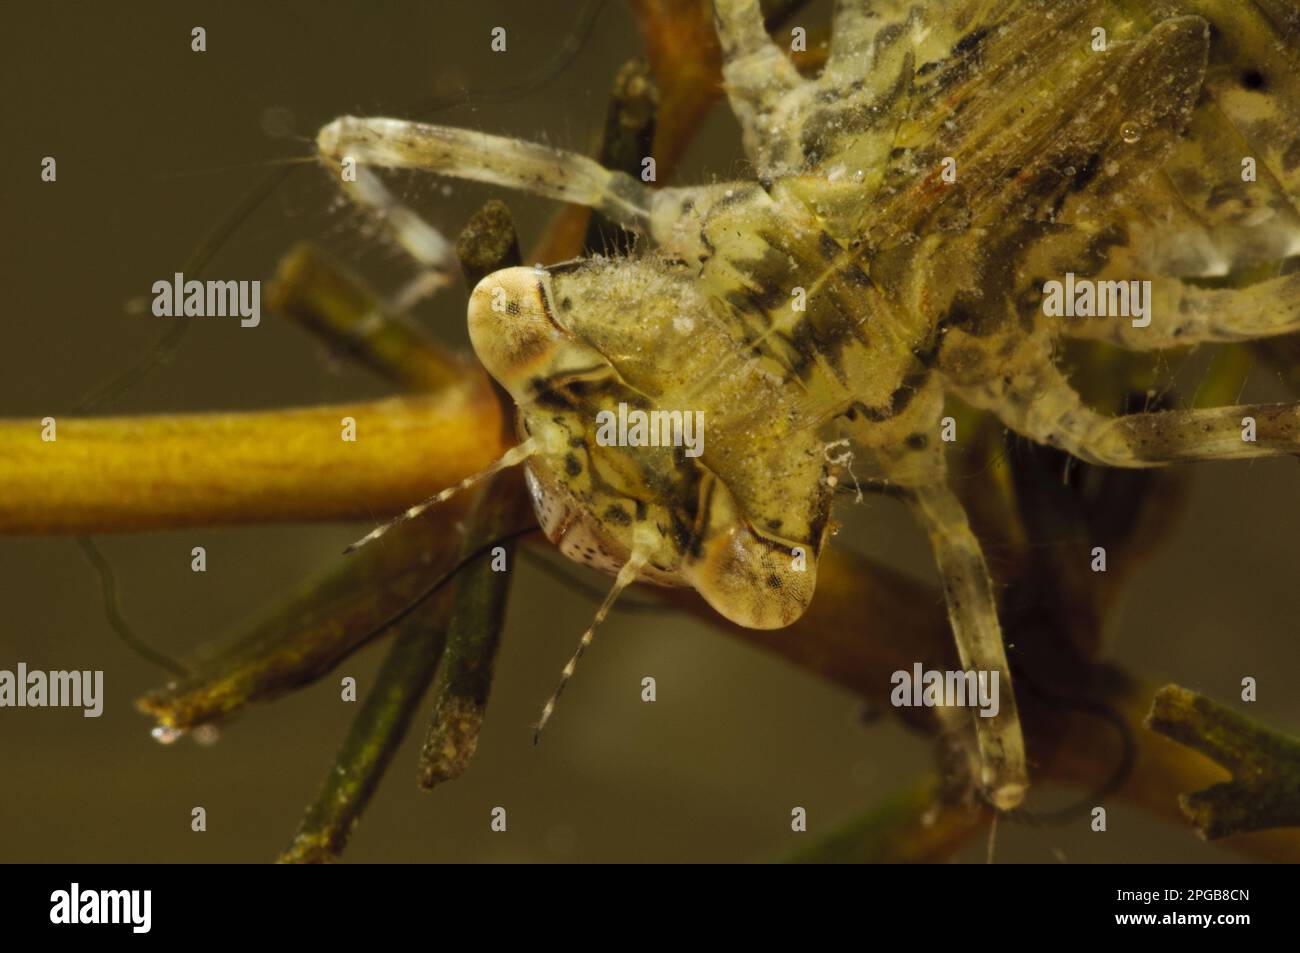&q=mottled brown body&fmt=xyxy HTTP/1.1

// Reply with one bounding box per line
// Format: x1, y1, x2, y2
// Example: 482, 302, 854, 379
323, 0, 1300, 808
